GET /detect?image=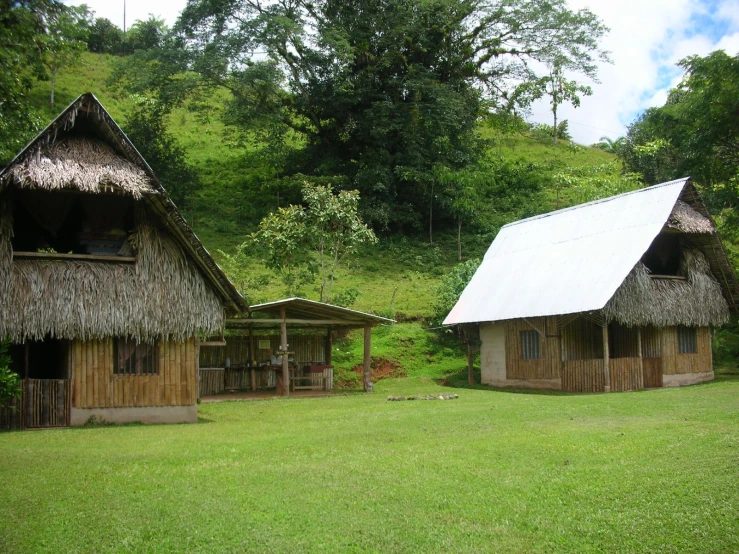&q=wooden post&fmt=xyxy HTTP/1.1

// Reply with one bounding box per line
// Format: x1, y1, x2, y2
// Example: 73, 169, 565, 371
249, 329, 256, 392
194, 336, 201, 402
637, 326, 643, 389
467, 341, 475, 385
280, 306, 289, 397
602, 324, 610, 393
326, 329, 333, 366
363, 325, 372, 393
24, 341, 29, 427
